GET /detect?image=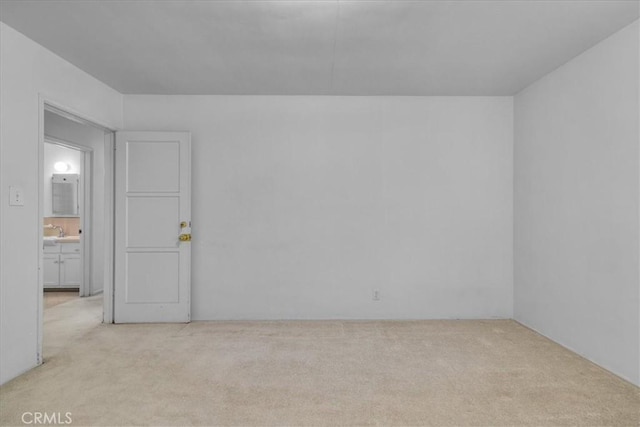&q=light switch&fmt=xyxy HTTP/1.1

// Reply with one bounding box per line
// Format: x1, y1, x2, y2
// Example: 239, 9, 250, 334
9, 186, 24, 206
